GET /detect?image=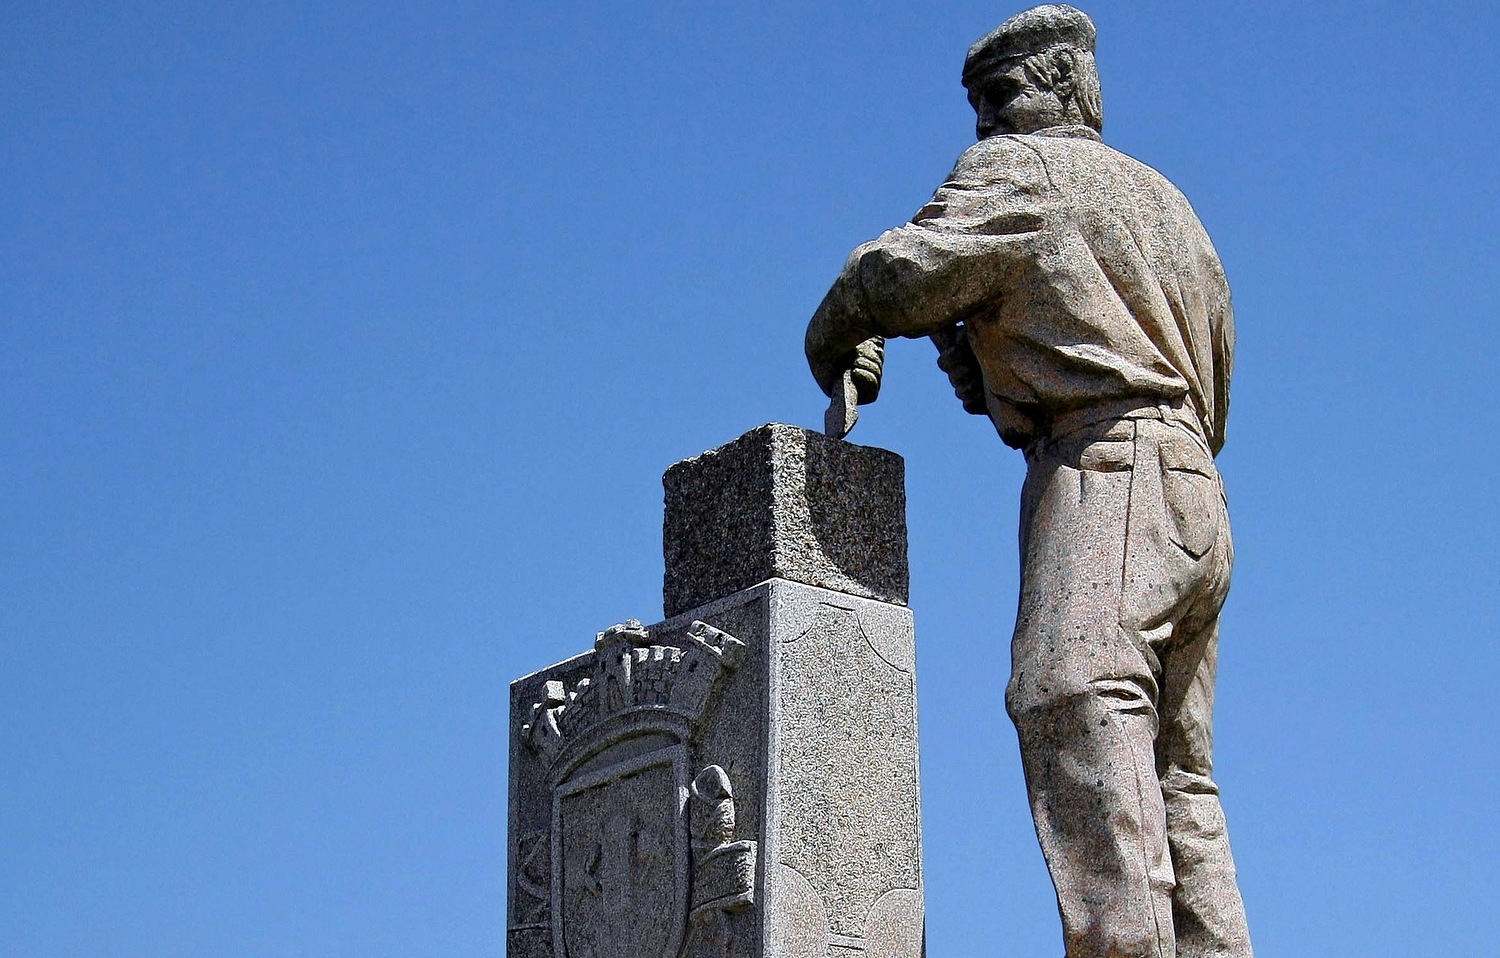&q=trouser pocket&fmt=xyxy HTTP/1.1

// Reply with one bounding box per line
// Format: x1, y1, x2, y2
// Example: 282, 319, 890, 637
1158, 442, 1219, 560
1123, 423, 1222, 631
